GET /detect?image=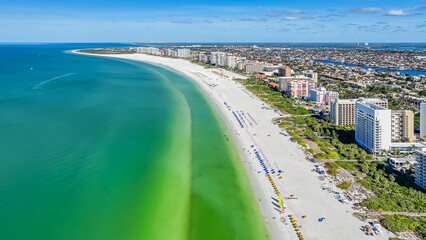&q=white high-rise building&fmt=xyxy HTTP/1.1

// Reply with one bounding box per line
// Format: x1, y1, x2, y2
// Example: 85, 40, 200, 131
355, 101, 392, 154
244, 62, 265, 73
198, 53, 208, 63
224, 55, 236, 68
325, 91, 339, 105
421, 103, 426, 140
136, 47, 160, 55
208, 54, 217, 65
309, 87, 327, 104
176, 49, 191, 58
301, 70, 318, 90
208, 52, 226, 66
217, 53, 226, 66
415, 151, 426, 190
165, 49, 177, 57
